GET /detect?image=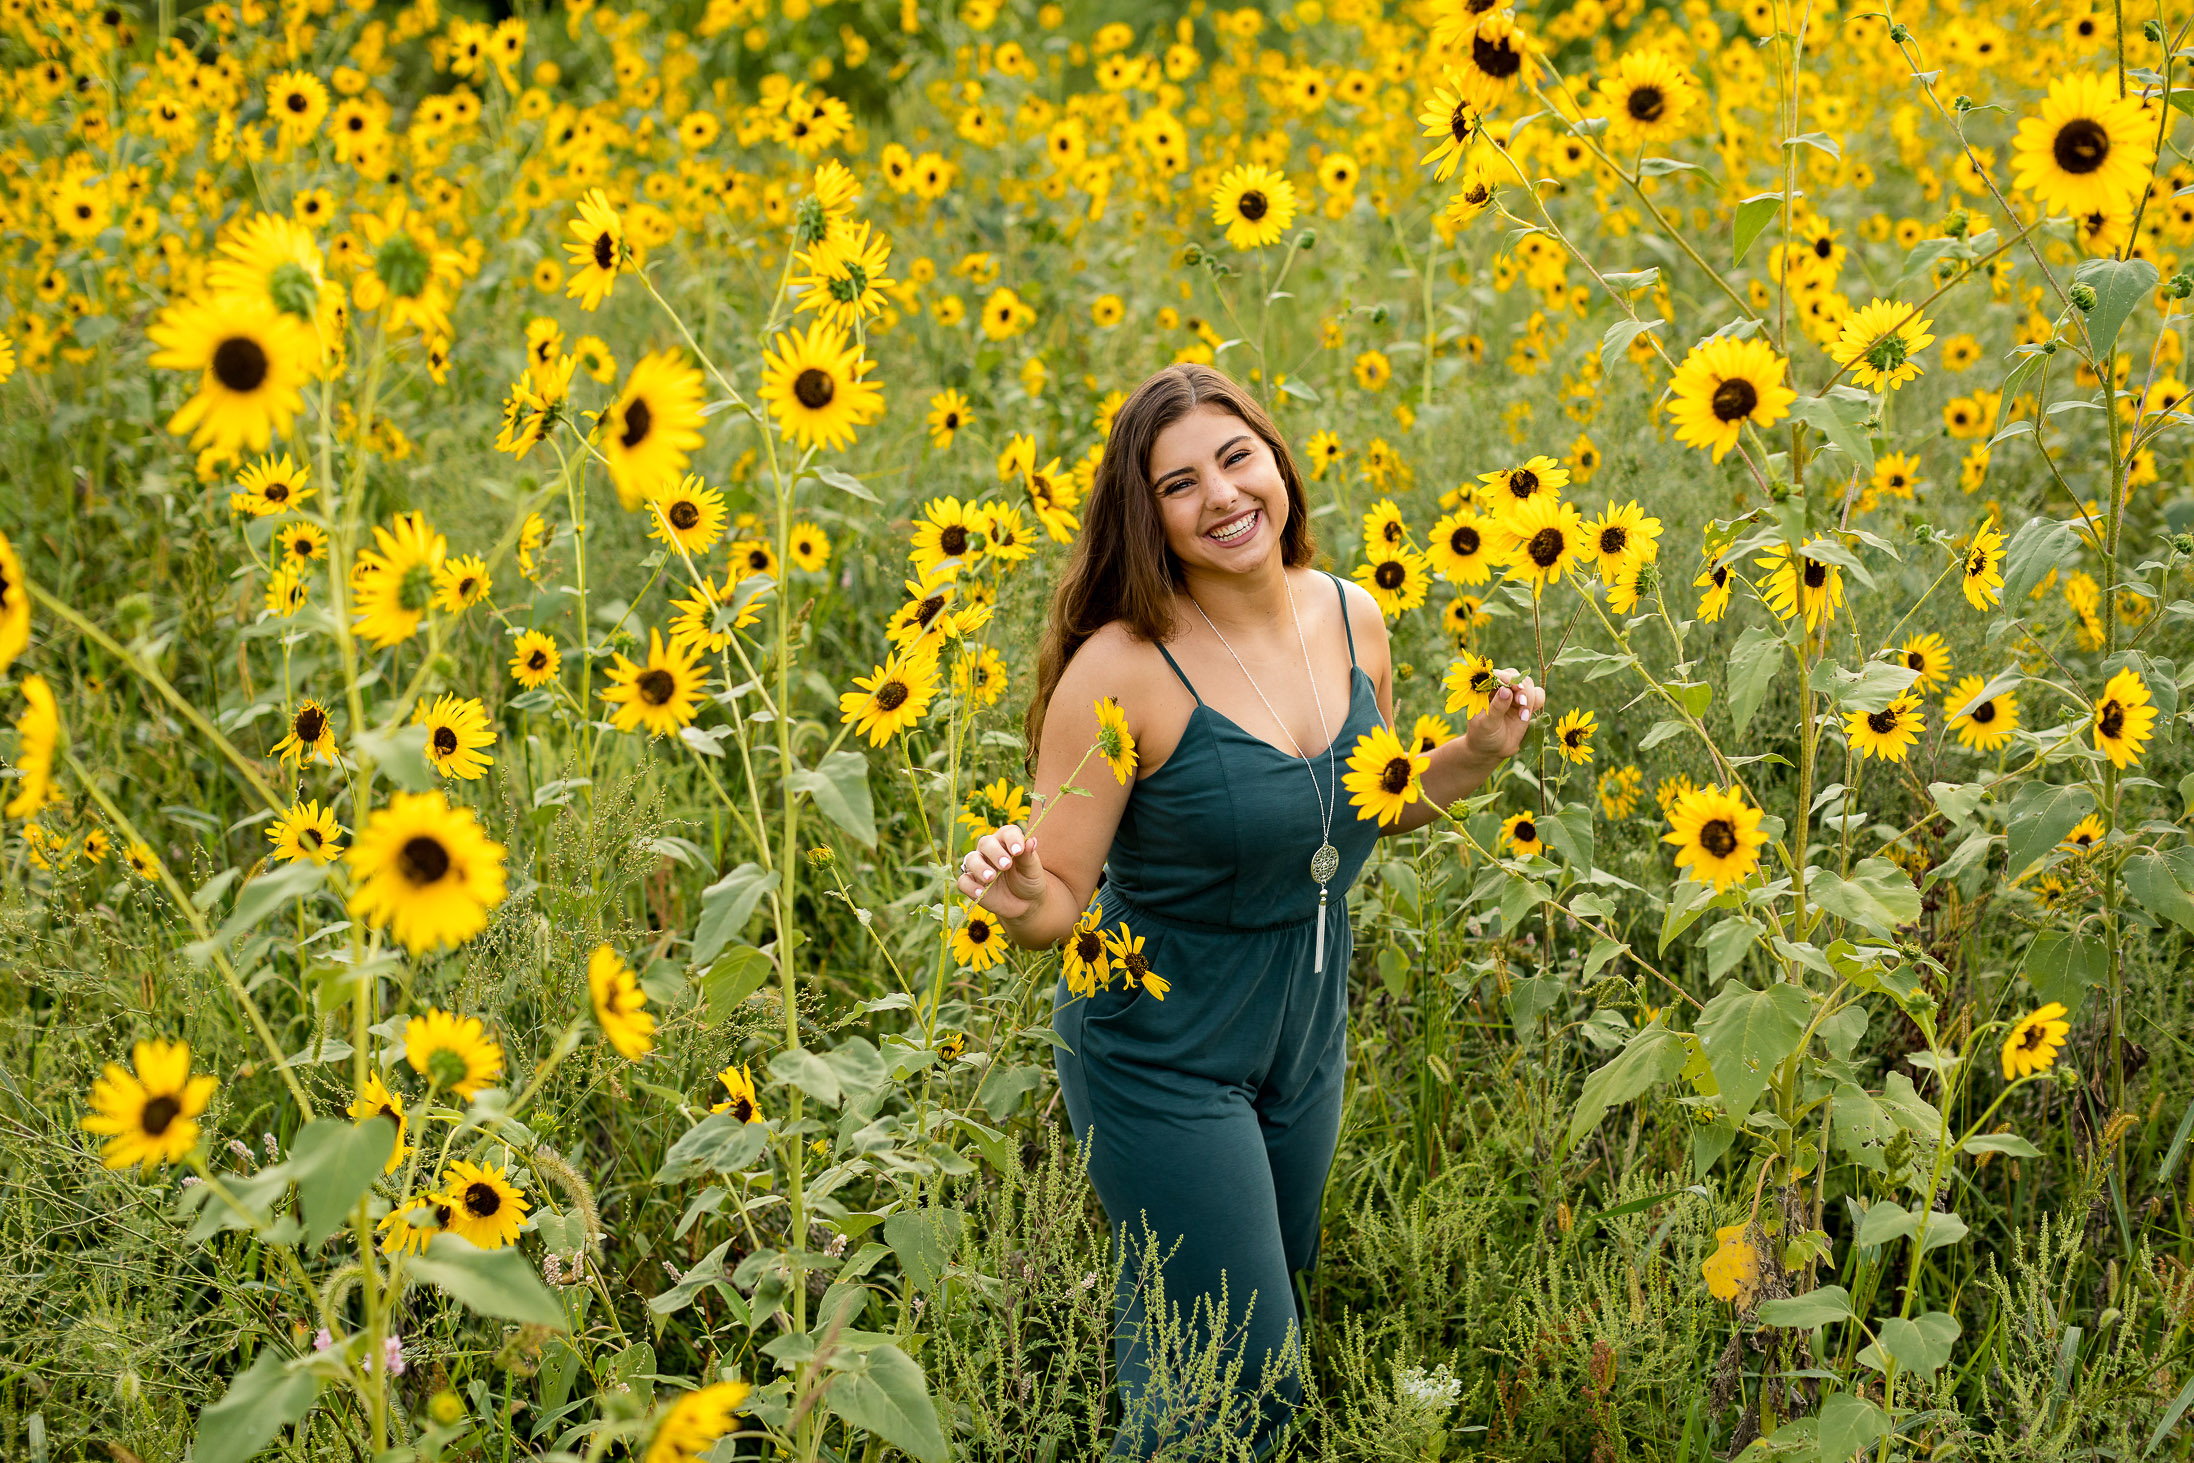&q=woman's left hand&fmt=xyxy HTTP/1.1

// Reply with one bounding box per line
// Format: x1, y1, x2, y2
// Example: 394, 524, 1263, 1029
1460, 672, 1545, 764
